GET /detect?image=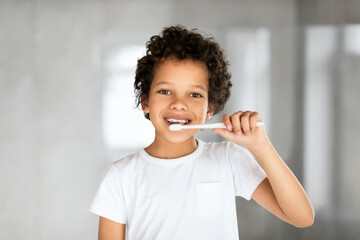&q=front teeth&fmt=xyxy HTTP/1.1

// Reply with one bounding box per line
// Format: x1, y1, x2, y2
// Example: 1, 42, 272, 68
166, 118, 190, 125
